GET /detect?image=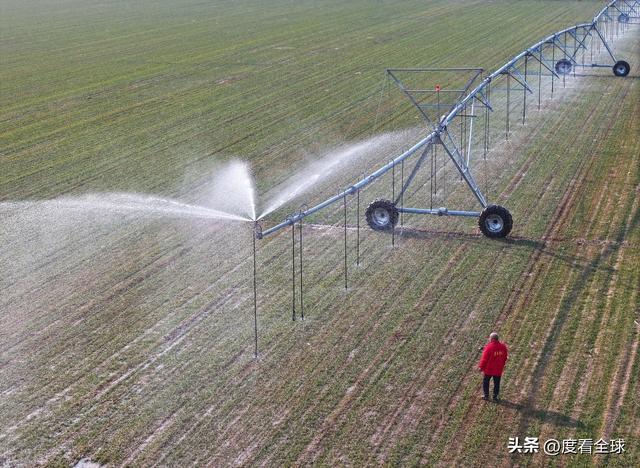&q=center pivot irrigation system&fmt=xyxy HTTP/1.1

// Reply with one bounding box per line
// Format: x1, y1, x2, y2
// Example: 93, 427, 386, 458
245, 0, 637, 357
257, 0, 637, 241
